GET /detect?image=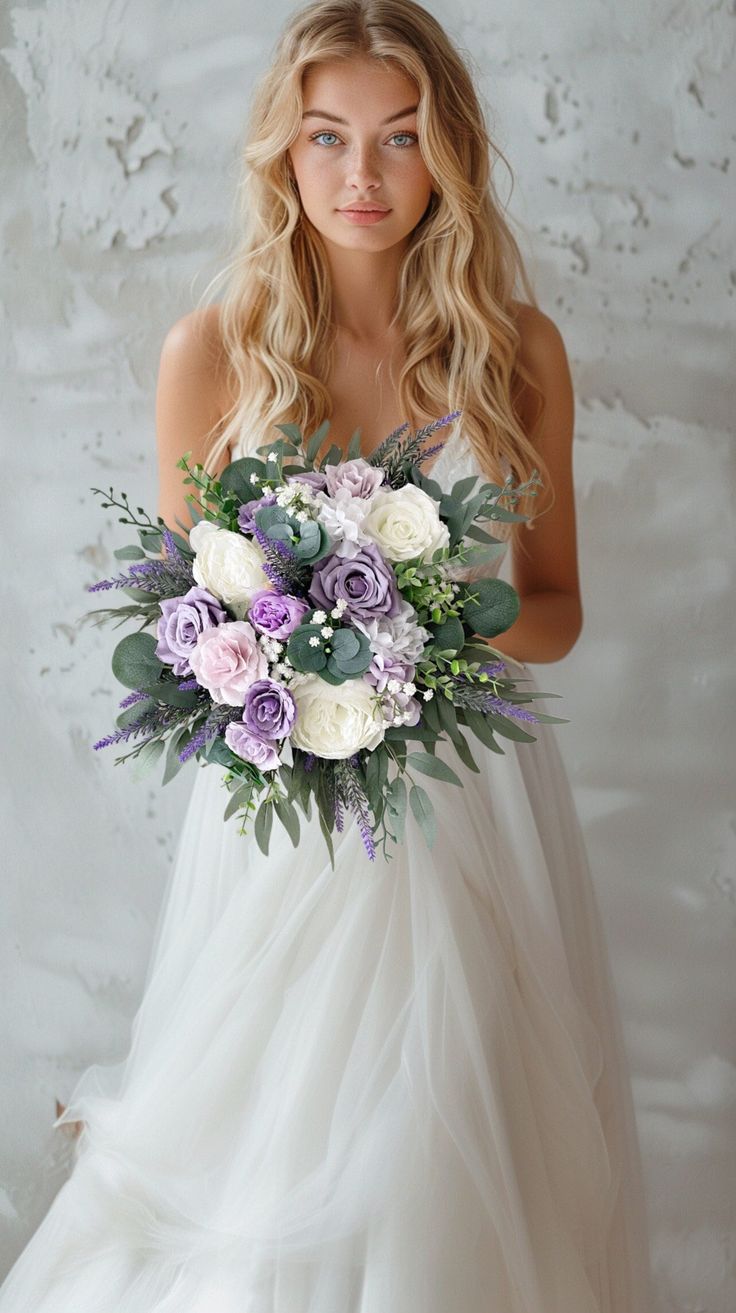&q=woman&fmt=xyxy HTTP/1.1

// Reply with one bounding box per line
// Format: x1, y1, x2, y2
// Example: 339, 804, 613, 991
0, 2, 654, 1310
